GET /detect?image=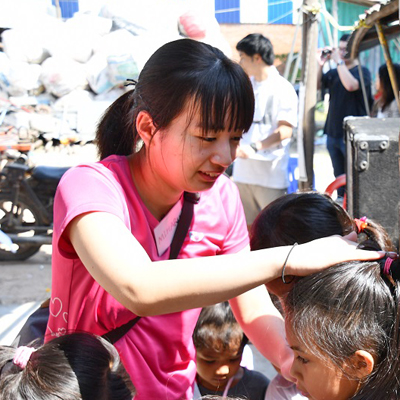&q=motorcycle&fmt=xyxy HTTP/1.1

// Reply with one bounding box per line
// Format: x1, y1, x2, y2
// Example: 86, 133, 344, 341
0, 154, 69, 261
